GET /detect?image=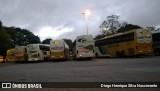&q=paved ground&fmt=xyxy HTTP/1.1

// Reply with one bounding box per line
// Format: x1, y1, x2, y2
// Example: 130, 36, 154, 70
1, 56, 160, 91
0, 56, 160, 82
